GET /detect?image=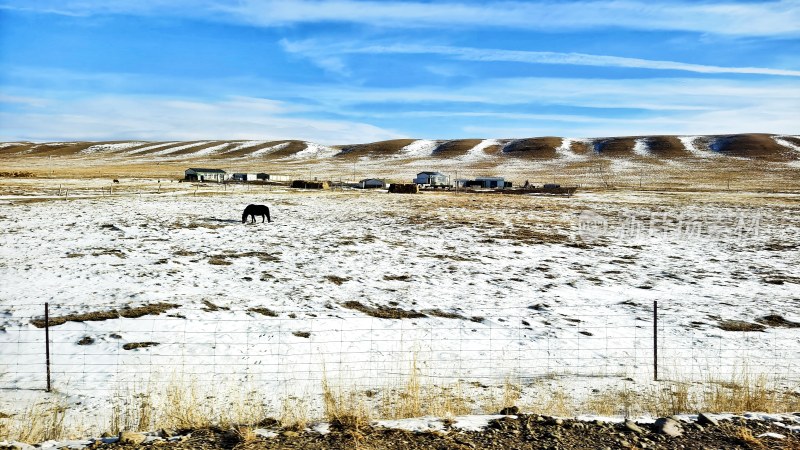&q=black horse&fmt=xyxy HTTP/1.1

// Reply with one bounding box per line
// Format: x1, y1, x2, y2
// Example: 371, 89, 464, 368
242, 204, 272, 223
